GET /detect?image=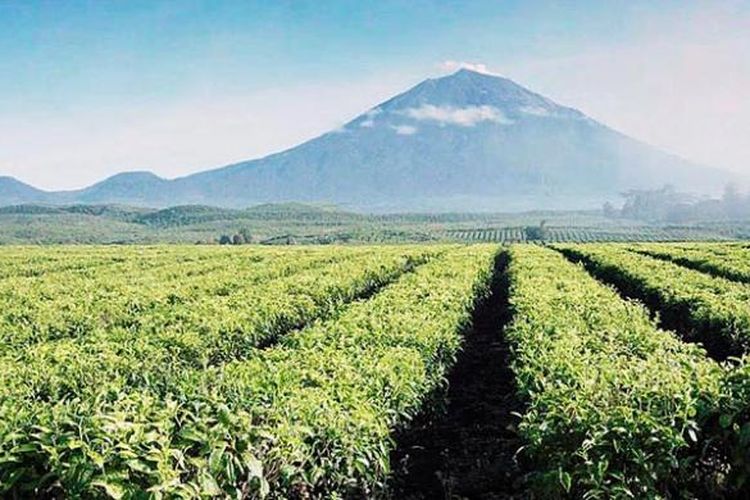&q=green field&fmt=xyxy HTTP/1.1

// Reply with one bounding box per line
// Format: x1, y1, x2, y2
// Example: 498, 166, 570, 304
3, 243, 750, 497
3, 203, 750, 245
